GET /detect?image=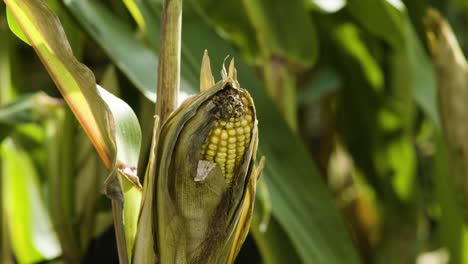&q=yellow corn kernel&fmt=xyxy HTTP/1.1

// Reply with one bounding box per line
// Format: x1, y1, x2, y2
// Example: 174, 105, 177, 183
199, 90, 254, 184
208, 144, 217, 150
